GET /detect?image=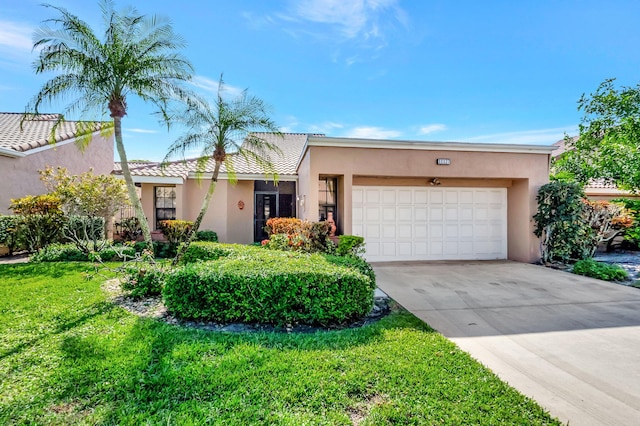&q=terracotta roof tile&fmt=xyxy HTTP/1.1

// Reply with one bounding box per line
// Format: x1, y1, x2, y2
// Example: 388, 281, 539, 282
0, 112, 109, 153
